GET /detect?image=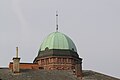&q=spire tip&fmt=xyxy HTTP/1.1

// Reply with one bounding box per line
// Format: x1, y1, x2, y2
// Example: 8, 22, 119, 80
56, 11, 58, 32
